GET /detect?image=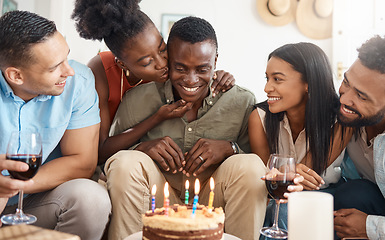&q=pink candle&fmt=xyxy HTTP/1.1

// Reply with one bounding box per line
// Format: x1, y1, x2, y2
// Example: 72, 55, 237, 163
164, 182, 169, 216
